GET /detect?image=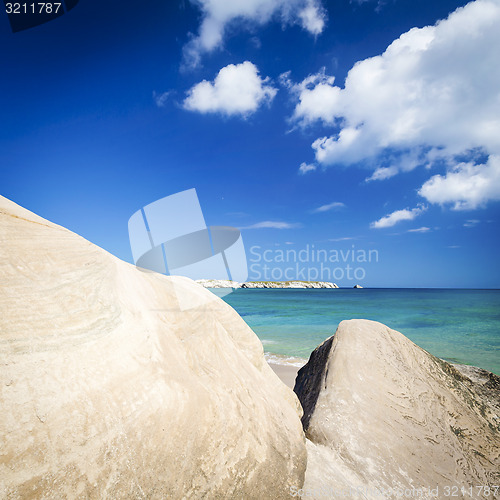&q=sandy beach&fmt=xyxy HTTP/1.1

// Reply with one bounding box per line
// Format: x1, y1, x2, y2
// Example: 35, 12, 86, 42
268, 363, 300, 389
